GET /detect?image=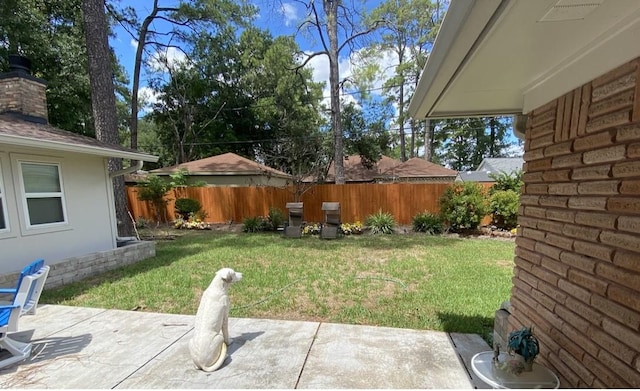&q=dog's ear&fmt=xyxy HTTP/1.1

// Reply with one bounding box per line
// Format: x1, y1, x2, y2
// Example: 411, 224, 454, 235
219, 268, 234, 283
